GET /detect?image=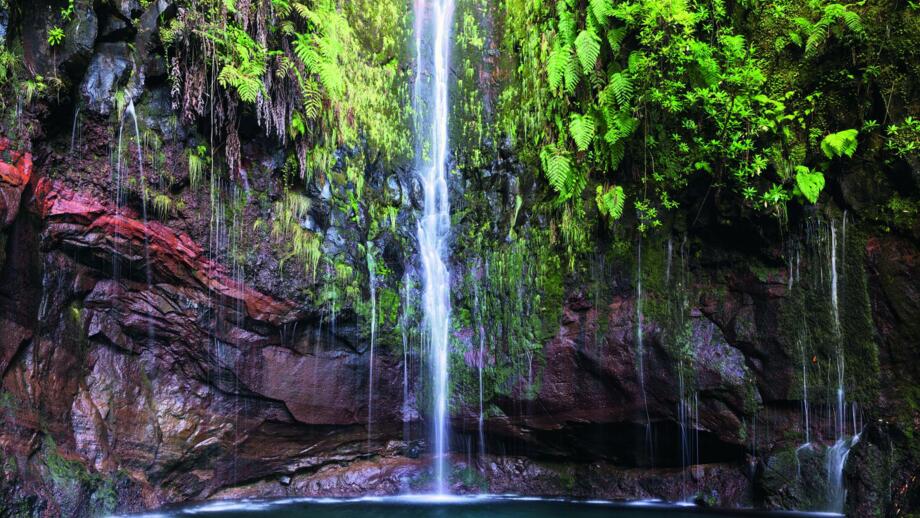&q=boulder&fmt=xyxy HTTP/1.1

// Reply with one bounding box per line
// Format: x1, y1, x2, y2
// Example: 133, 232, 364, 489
80, 42, 132, 116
